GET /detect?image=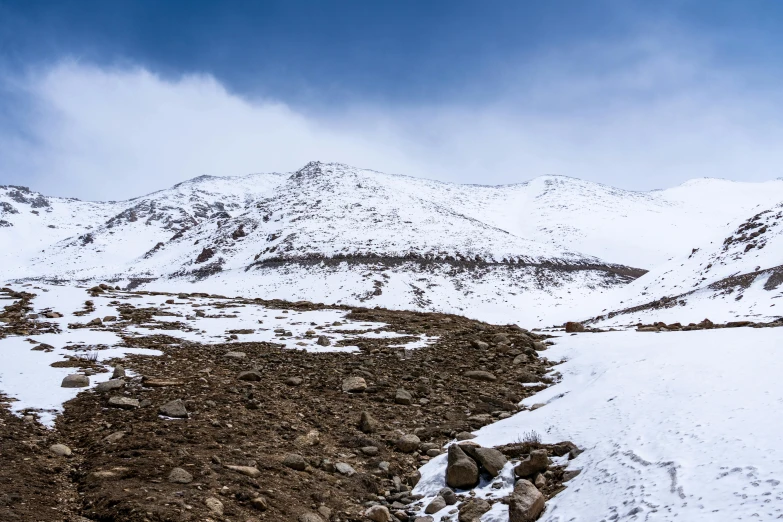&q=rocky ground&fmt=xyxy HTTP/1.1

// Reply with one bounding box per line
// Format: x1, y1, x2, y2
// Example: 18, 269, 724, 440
0, 286, 579, 522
